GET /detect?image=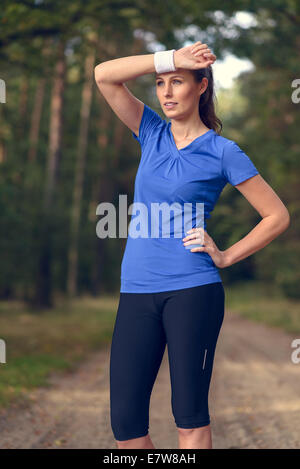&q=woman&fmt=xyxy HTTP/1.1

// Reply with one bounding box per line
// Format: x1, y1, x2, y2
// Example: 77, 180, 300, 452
94, 42, 290, 449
